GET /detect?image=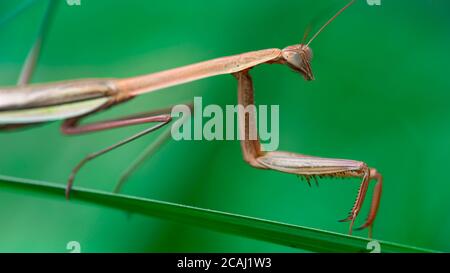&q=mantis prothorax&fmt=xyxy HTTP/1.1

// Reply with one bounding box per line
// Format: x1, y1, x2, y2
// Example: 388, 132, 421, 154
0, 0, 382, 237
